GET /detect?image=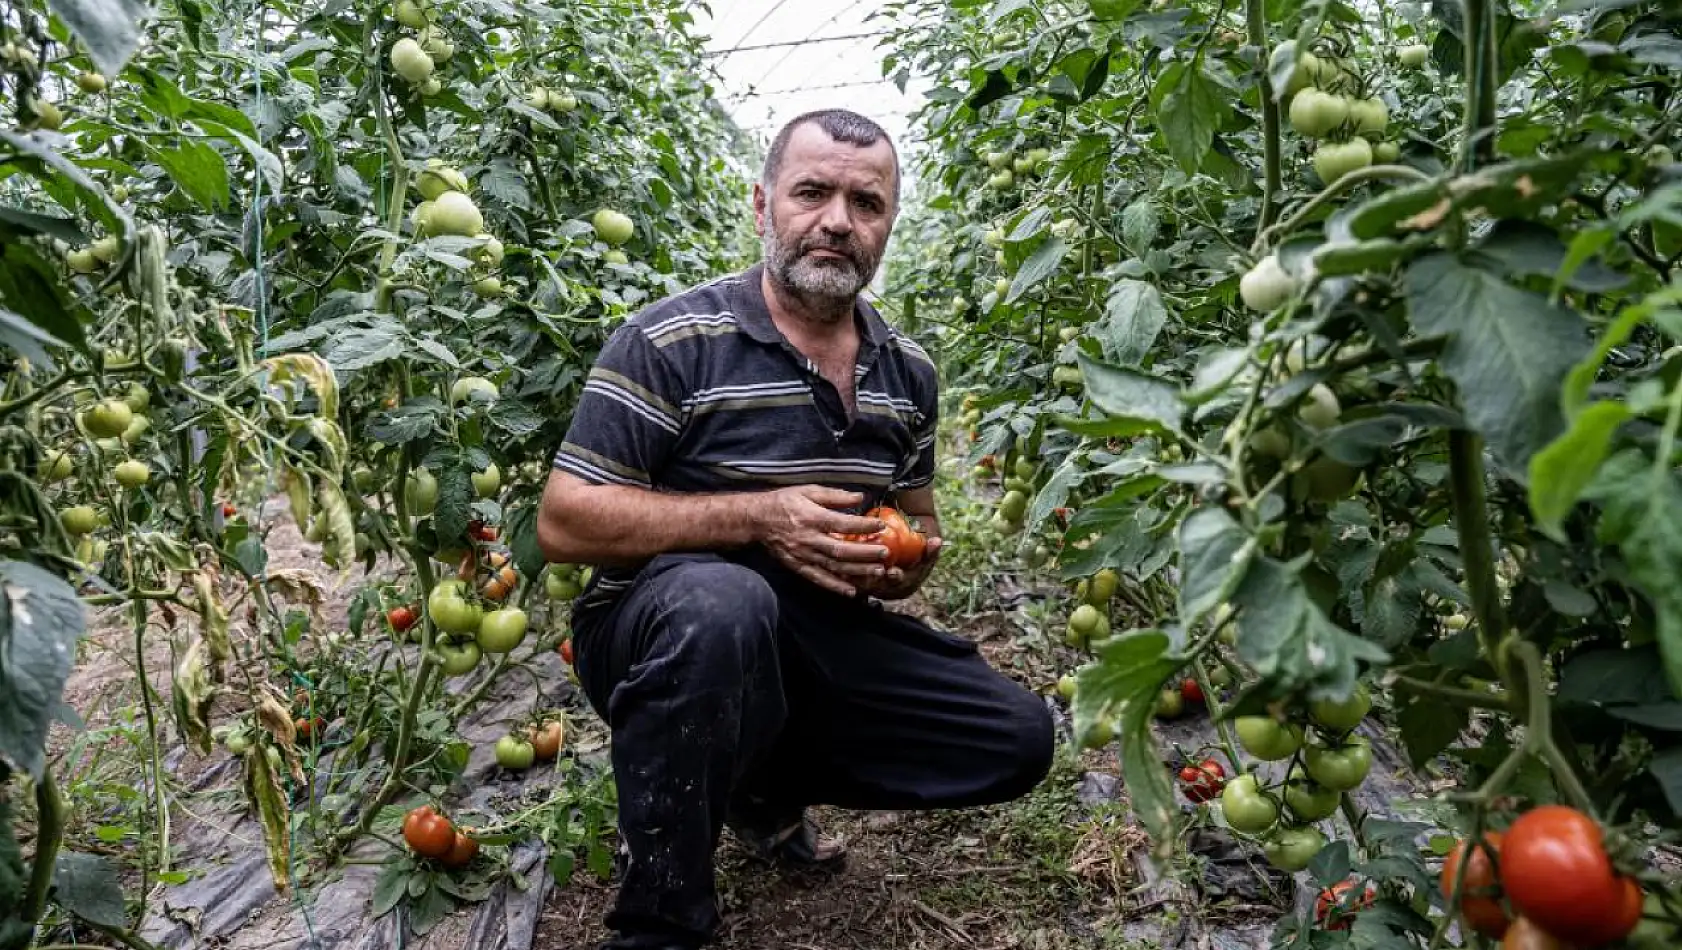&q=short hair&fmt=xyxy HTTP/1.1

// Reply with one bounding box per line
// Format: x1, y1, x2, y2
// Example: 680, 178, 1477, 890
760, 108, 901, 206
